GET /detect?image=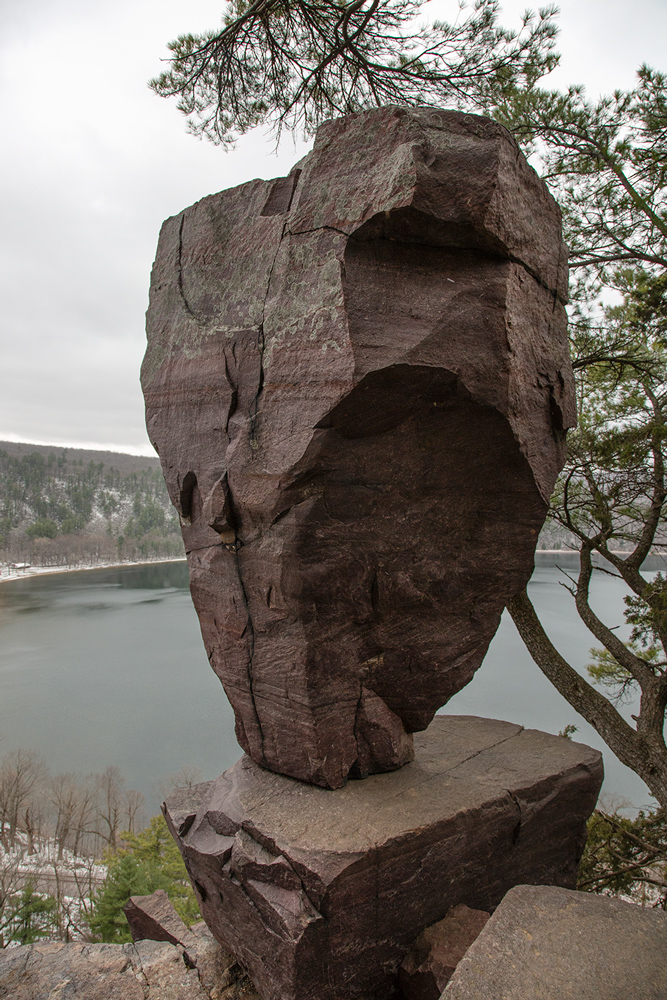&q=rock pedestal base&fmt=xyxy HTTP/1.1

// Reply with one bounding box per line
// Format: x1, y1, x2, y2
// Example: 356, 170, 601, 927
164, 717, 602, 1000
